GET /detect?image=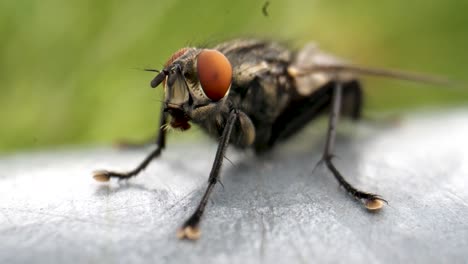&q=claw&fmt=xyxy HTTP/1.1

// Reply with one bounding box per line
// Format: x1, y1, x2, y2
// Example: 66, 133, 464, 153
92, 170, 111, 182
177, 225, 201, 240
